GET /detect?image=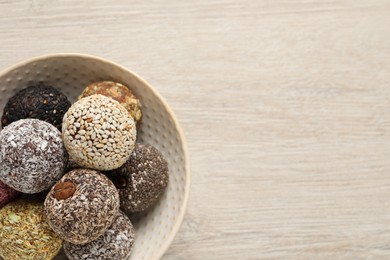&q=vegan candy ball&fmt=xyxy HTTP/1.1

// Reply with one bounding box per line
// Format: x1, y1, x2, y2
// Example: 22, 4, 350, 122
1, 84, 71, 131
0, 180, 20, 209
78, 81, 142, 128
62, 94, 136, 171
0, 119, 68, 193
64, 211, 135, 260
44, 169, 120, 244
0, 200, 62, 260
107, 144, 169, 213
